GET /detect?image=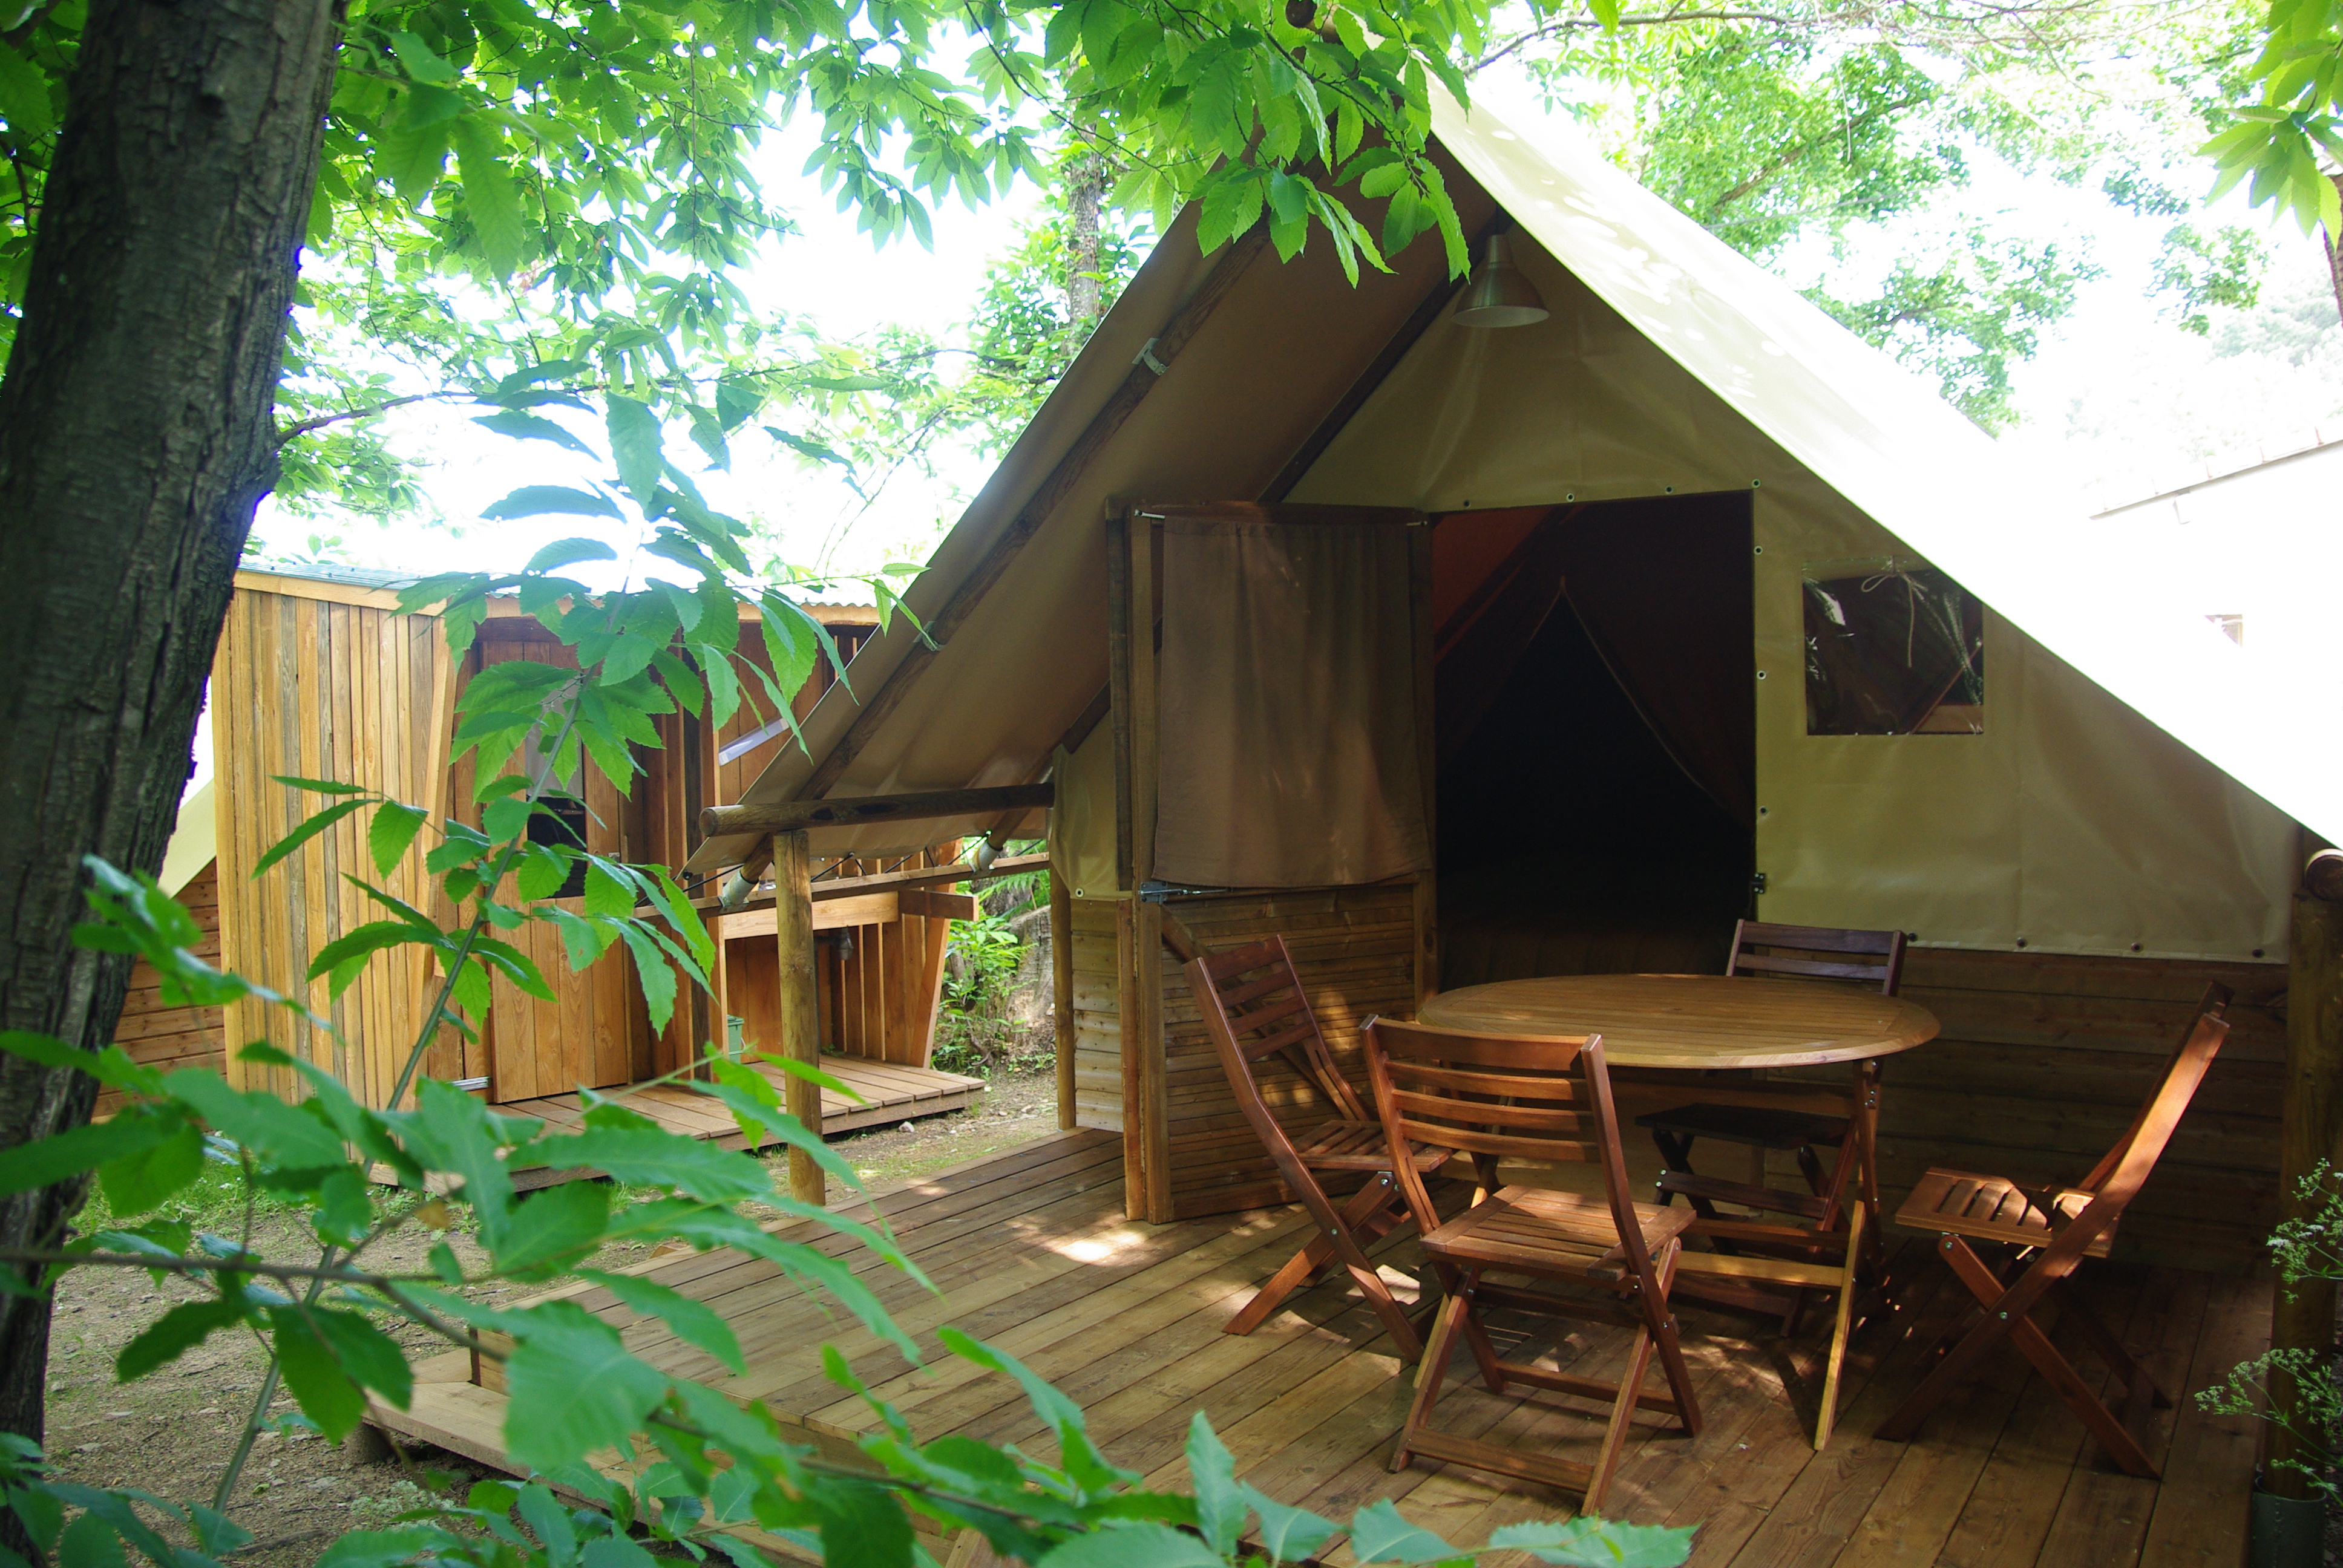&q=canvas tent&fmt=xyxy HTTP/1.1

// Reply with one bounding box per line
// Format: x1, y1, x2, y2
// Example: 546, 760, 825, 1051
688, 93, 2307, 1263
